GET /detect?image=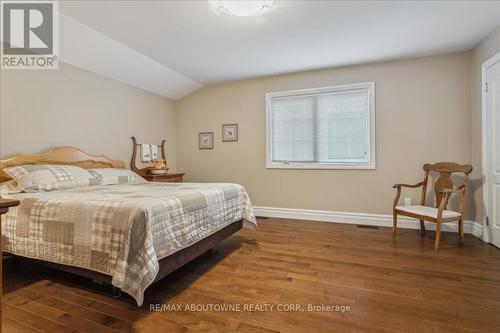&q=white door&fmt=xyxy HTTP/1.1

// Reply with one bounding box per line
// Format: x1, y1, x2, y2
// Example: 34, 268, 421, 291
485, 56, 500, 248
